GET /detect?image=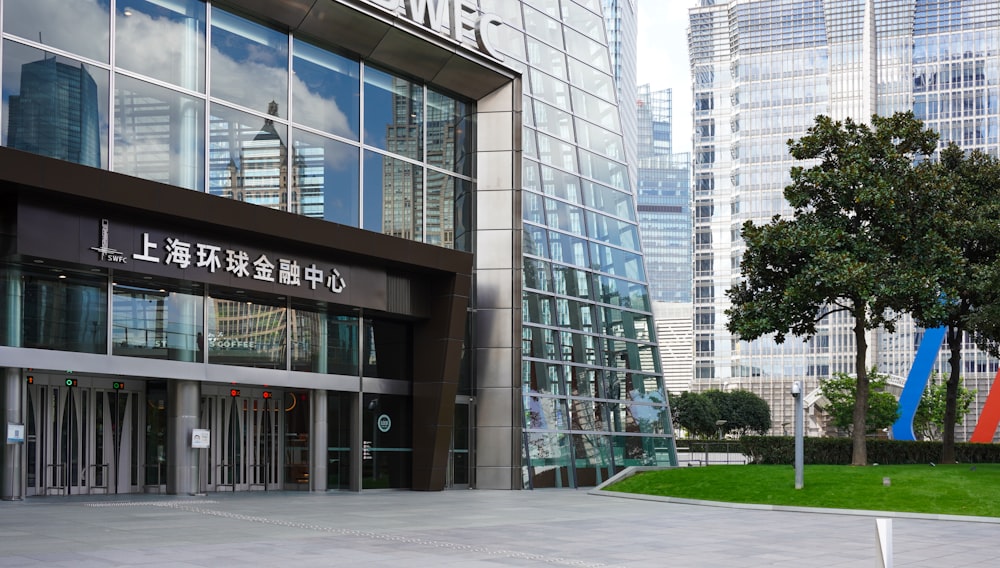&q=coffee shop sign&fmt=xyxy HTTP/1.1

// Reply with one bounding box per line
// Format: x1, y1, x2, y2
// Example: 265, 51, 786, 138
364, 0, 504, 61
